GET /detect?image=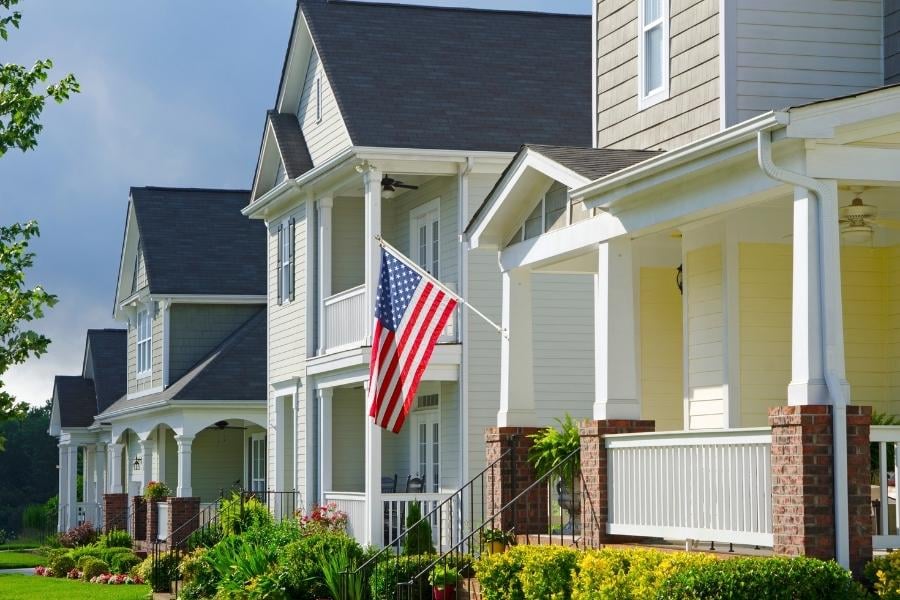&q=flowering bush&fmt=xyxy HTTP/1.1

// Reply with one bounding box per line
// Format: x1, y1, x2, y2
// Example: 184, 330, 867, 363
34, 565, 53, 577
66, 567, 81, 579
297, 503, 348, 534
144, 480, 172, 502
58, 522, 98, 547
90, 573, 143, 585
